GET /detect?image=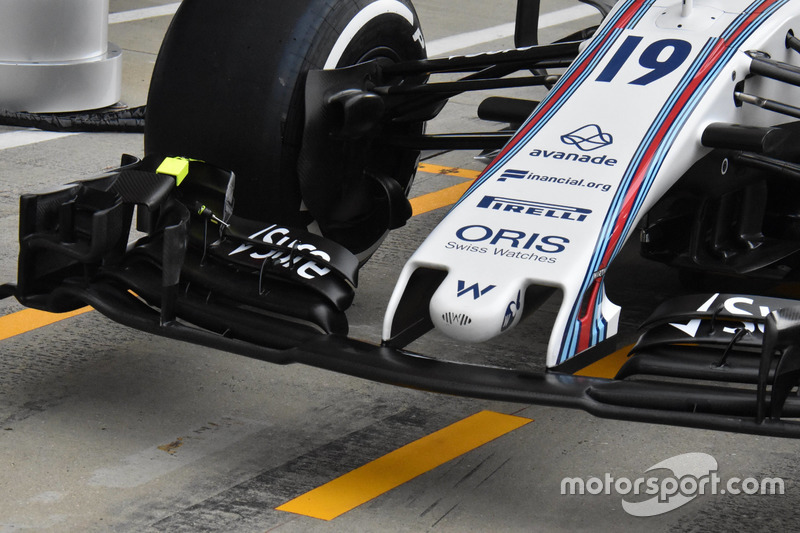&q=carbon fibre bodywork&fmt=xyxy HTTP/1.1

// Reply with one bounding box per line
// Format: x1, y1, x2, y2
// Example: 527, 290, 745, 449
6, 0, 800, 438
